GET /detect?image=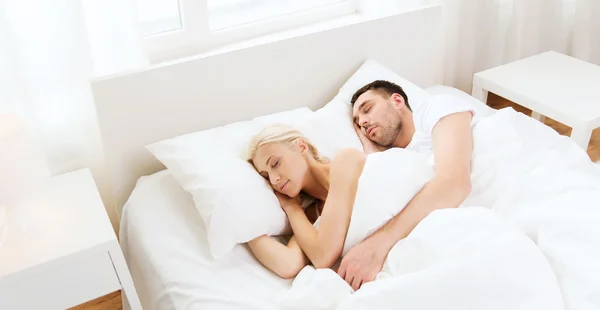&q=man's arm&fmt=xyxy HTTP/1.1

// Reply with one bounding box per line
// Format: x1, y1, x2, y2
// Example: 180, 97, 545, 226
337, 111, 474, 290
